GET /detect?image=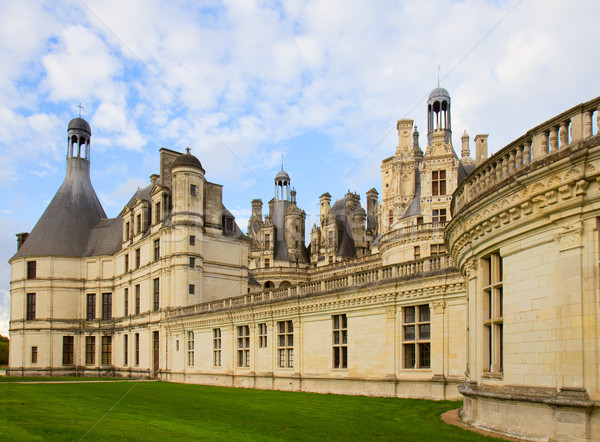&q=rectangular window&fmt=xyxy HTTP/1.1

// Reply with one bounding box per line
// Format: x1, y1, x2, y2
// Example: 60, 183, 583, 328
124, 334, 128, 366
403, 305, 431, 369
86, 336, 95, 365
27, 261, 36, 279
62, 336, 74, 365
237, 325, 250, 367
154, 202, 161, 224
332, 314, 348, 369
432, 209, 447, 224
190, 184, 197, 196
135, 284, 140, 315
153, 278, 160, 312
154, 239, 160, 261
264, 234, 270, 249
430, 244, 446, 256
432, 170, 447, 196
135, 333, 140, 366
124, 288, 129, 317
102, 336, 112, 365
135, 248, 140, 269
388, 210, 393, 225
125, 222, 130, 241
278, 321, 294, 368
258, 323, 267, 348
86, 293, 95, 320
124, 254, 129, 273
414, 246, 421, 260
102, 293, 112, 320
264, 258, 270, 268
213, 328, 222, 367
189, 235, 196, 246
187, 331, 194, 366
189, 284, 195, 295
26, 293, 36, 320
31, 346, 38, 364
136, 214, 142, 234
189, 257, 195, 268
483, 253, 503, 373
